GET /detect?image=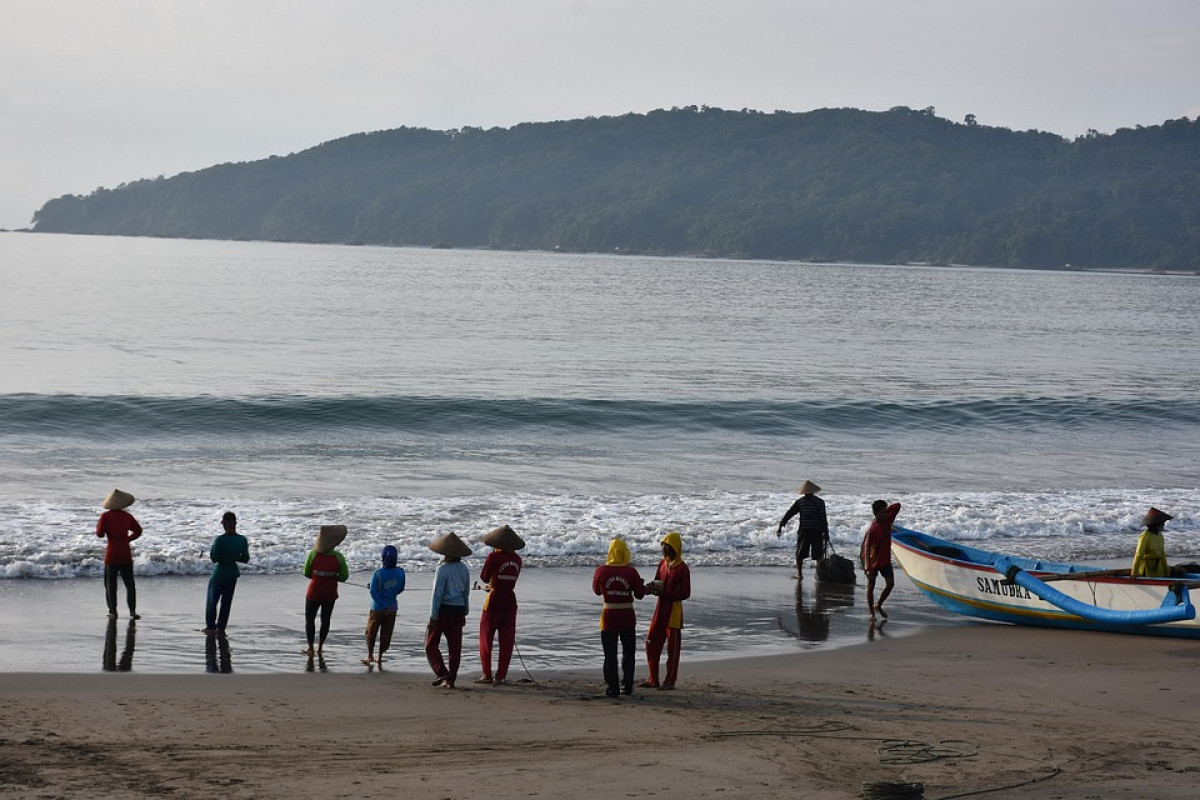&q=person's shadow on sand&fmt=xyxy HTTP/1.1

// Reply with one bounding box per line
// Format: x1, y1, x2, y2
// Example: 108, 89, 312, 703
102, 618, 136, 672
